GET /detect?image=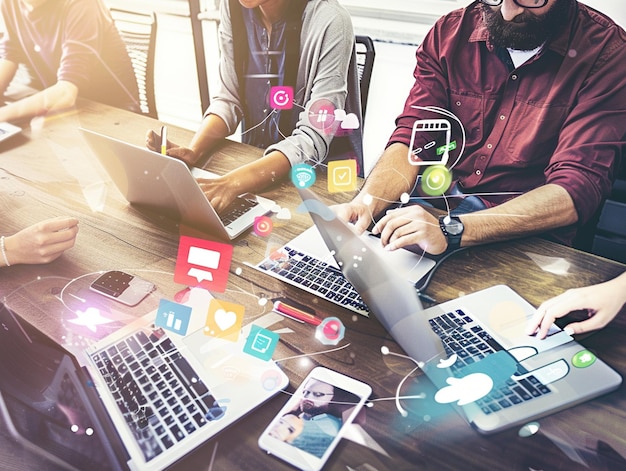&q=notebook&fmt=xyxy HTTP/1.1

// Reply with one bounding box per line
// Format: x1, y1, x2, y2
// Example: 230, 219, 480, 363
250, 221, 436, 317
0, 121, 21, 142
0, 293, 289, 470
80, 128, 274, 239
296, 186, 622, 434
